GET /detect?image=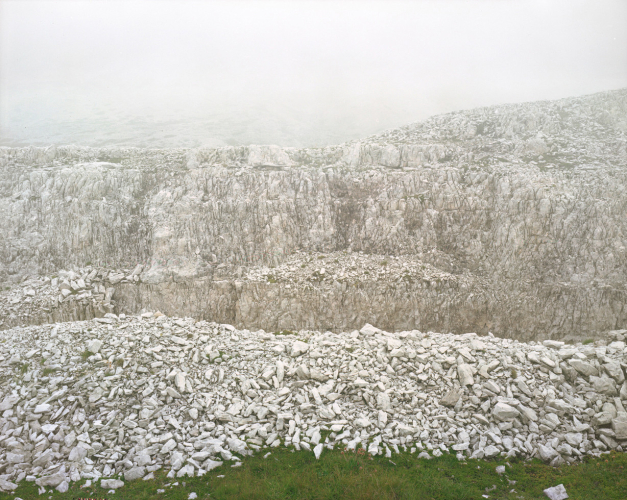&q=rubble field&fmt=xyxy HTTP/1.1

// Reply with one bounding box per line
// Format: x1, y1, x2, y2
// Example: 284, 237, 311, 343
2, 88, 627, 497
0, 314, 626, 494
